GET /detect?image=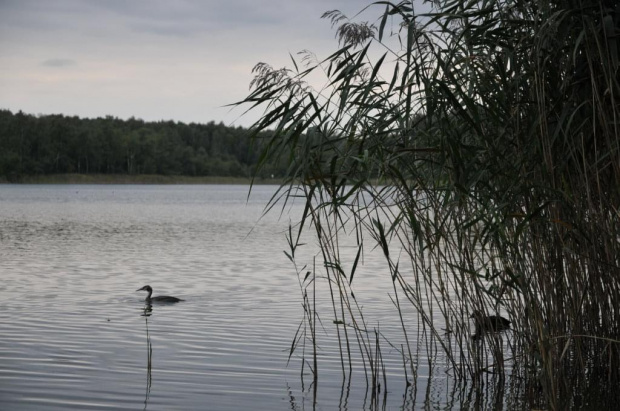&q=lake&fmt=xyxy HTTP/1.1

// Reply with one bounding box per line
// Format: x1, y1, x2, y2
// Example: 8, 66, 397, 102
0, 184, 505, 410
